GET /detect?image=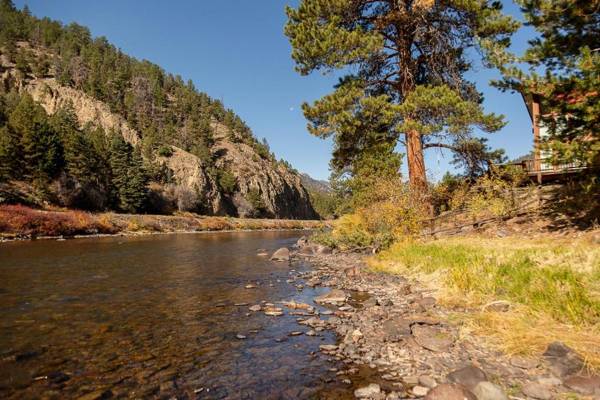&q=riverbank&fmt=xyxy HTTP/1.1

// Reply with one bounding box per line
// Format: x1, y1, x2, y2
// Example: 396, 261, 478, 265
287, 230, 600, 399
0, 204, 324, 241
